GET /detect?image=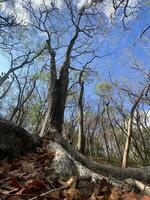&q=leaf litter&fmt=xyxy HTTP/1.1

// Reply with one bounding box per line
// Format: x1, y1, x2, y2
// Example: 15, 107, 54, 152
0, 138, 150, 200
